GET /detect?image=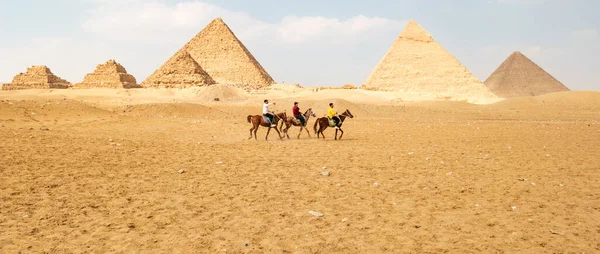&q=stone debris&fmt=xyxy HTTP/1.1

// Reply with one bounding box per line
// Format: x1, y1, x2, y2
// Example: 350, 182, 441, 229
75, 60, 139, 89
178, 169, 185, 174
511, 206, 518, 211
308, 210, 324, 217
373, 182, 380, 188
320, 171, 330, 176
3, 66, 71, 90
